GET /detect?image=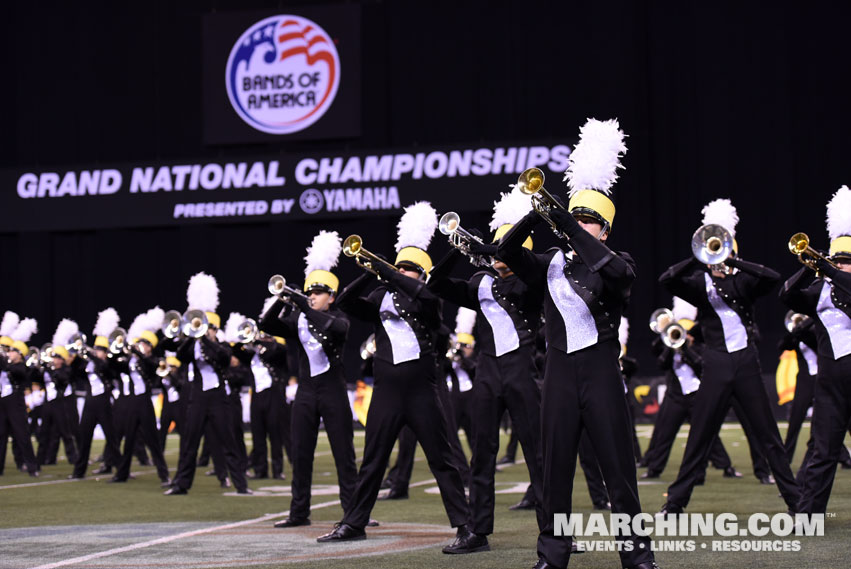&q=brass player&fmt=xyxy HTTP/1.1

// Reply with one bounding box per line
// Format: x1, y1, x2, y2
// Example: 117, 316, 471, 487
780, 185, 851, 513
35, 319, 79, 467
498, 119, 657, 569
319, 203, 470, 545
0, 317, 40, 477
